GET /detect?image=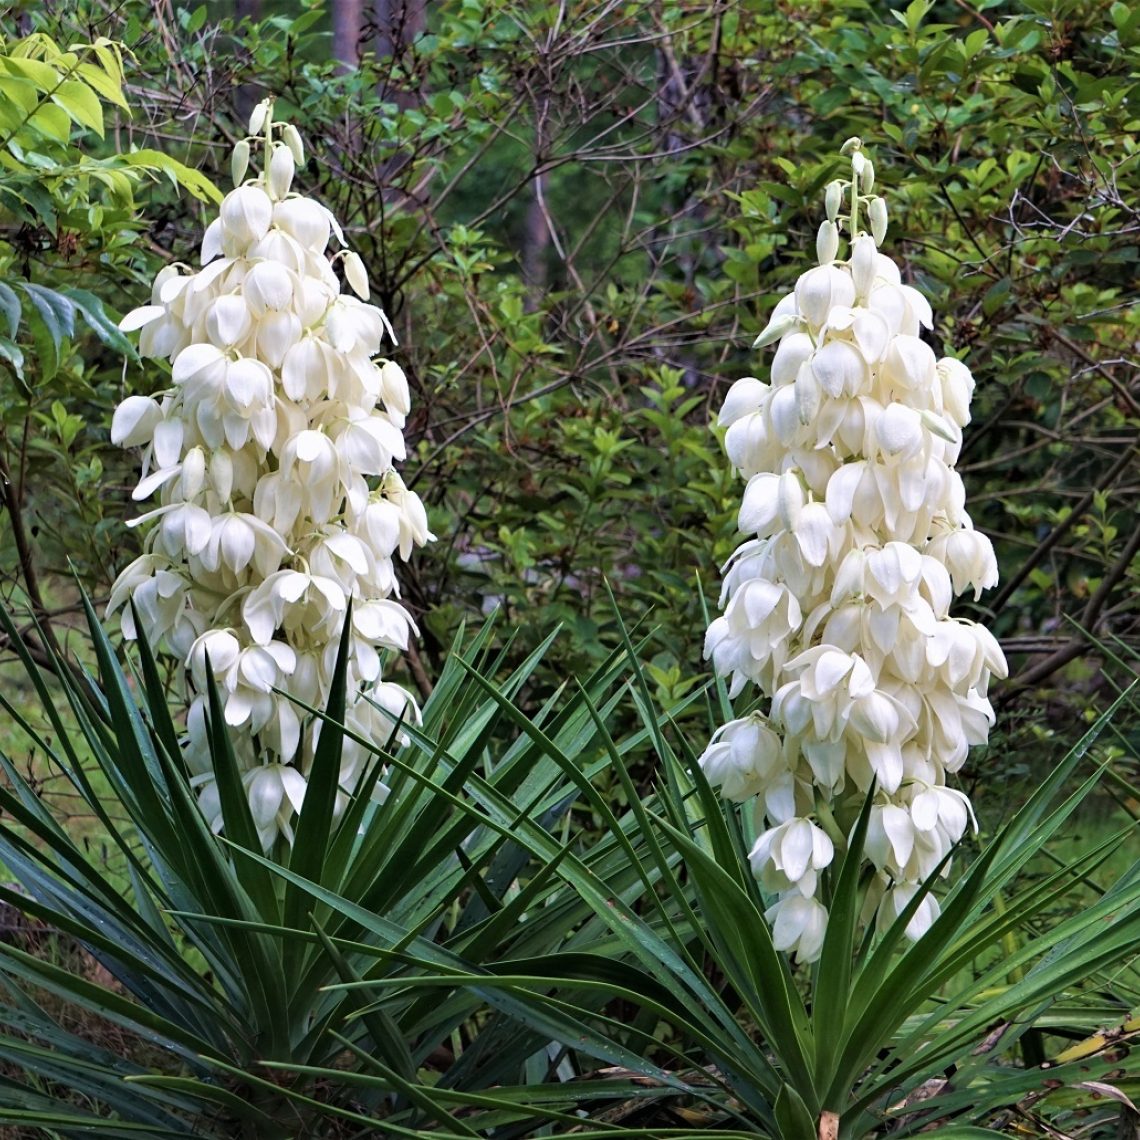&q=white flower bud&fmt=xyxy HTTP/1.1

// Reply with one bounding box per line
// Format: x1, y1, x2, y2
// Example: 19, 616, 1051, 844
379, 359, 411, 418
825, 180, 843, 222
816, 220, 839, 266
862, 158, 875, 193
180, 447, 206, 499
850, 234, 877, 298
210, 449, 234, 504
248, 98, 271, 136
938, 357, 975, 425
343, 251, 370, 300
753, 311, 799, 350
231, 139, 250, 187
869, 197, 888, 245
268, 144, 295, 200
919, 408, 959, 444
776, 470, 805, 530
282, 123, 305, 165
